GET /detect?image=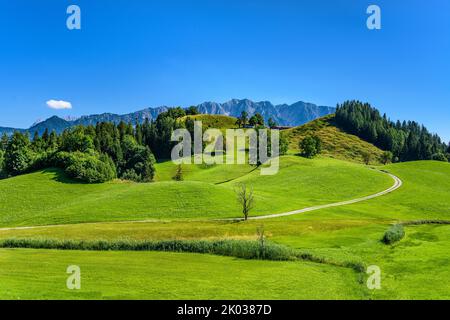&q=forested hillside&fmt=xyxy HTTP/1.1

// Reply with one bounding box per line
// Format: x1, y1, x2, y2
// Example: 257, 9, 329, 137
0, 108, 194, 183
335, 101, 449, 162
